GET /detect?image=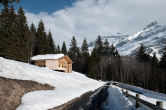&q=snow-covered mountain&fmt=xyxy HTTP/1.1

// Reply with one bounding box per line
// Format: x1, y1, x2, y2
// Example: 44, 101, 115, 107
89, 21, 166, 59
